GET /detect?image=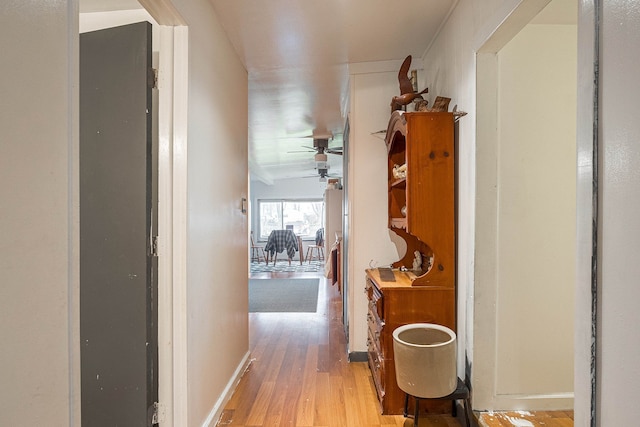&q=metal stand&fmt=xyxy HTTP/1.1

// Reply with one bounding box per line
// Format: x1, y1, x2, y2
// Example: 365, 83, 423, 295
403, 378, 472, 427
